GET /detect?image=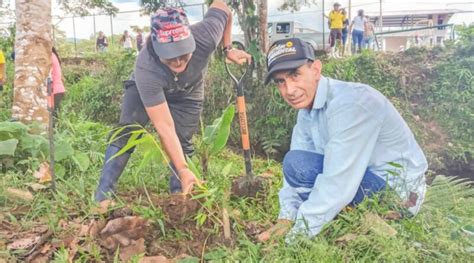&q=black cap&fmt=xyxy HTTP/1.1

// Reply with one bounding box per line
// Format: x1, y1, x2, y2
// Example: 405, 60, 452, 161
265, 38, 315, 85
